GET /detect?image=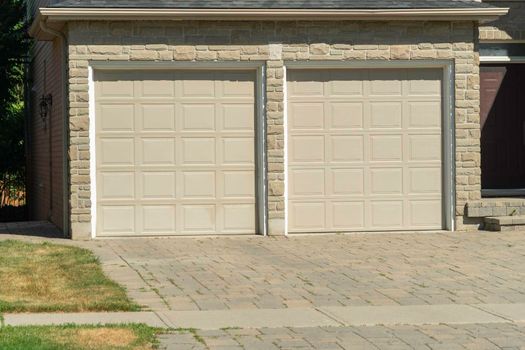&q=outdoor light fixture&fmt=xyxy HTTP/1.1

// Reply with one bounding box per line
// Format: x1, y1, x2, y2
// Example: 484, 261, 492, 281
39, 93, 53, 128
